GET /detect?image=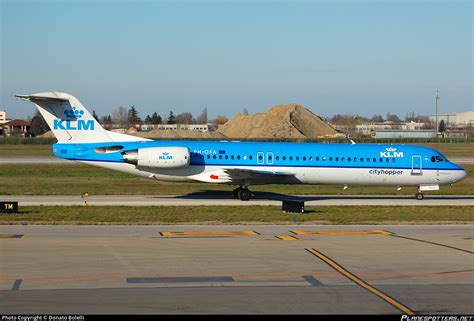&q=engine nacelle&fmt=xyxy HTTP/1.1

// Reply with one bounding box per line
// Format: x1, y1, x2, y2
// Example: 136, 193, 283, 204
123, 147, 190, 169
